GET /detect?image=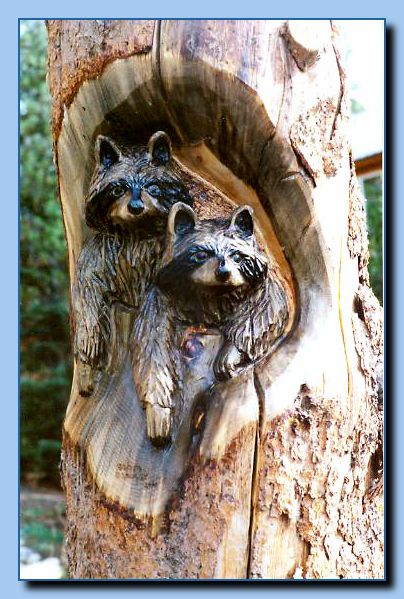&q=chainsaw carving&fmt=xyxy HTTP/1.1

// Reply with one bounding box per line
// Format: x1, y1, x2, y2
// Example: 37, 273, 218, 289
72, 131, 193, 396
132, 202, 290, 446
52, 20, 383, 579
